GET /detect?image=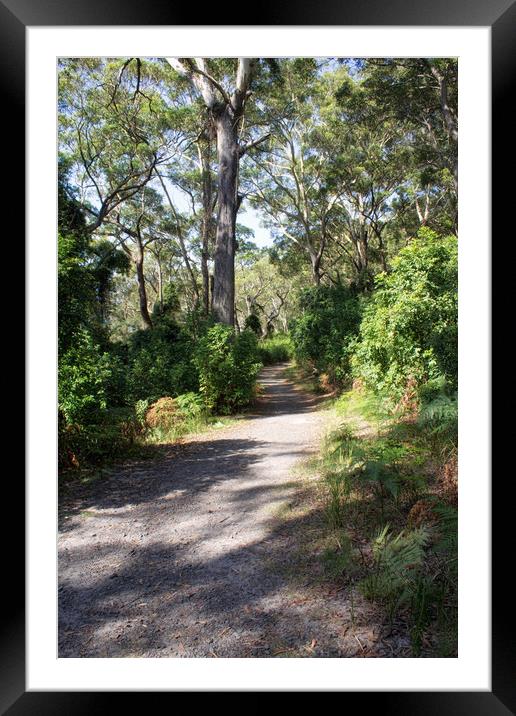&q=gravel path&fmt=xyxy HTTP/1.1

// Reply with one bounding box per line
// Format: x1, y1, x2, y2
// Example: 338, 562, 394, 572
58, 364, 398, 658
